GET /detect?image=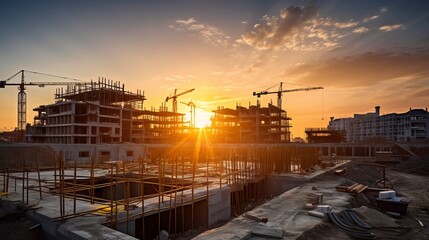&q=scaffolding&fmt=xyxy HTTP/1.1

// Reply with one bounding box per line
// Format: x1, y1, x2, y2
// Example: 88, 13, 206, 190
209, 103, 292, 143
0, 142, 321, 239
